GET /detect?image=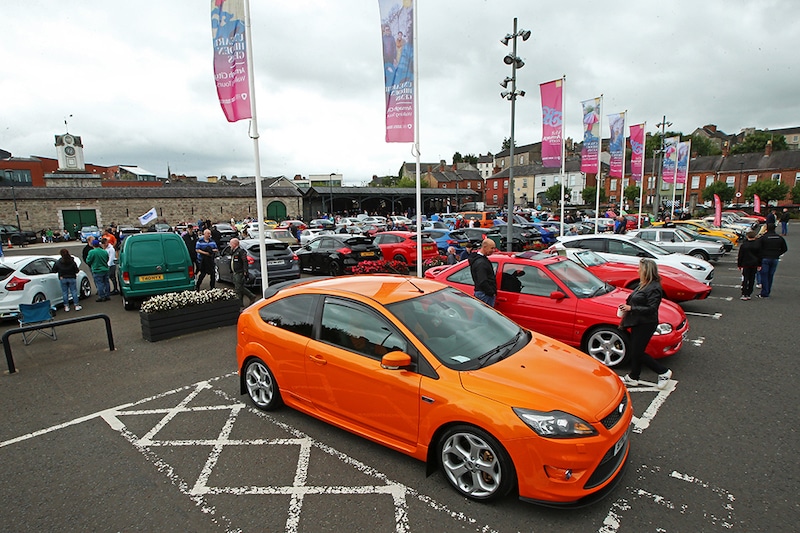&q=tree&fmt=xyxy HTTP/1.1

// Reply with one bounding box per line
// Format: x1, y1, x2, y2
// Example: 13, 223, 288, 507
792, 183, 800, 204
645, 131, 682, 159
502, 137, 516, 151
730, 132, 788, 155
463, 153, 478, 165
582, 186, 606, 204
396, 176, 429, 188
746, 180, 790, 204
623, 184, 641, 205
701, 181, 734, 203
689, 134, 722, 156
452, 152, 463, 164
545, 184, 572, 205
